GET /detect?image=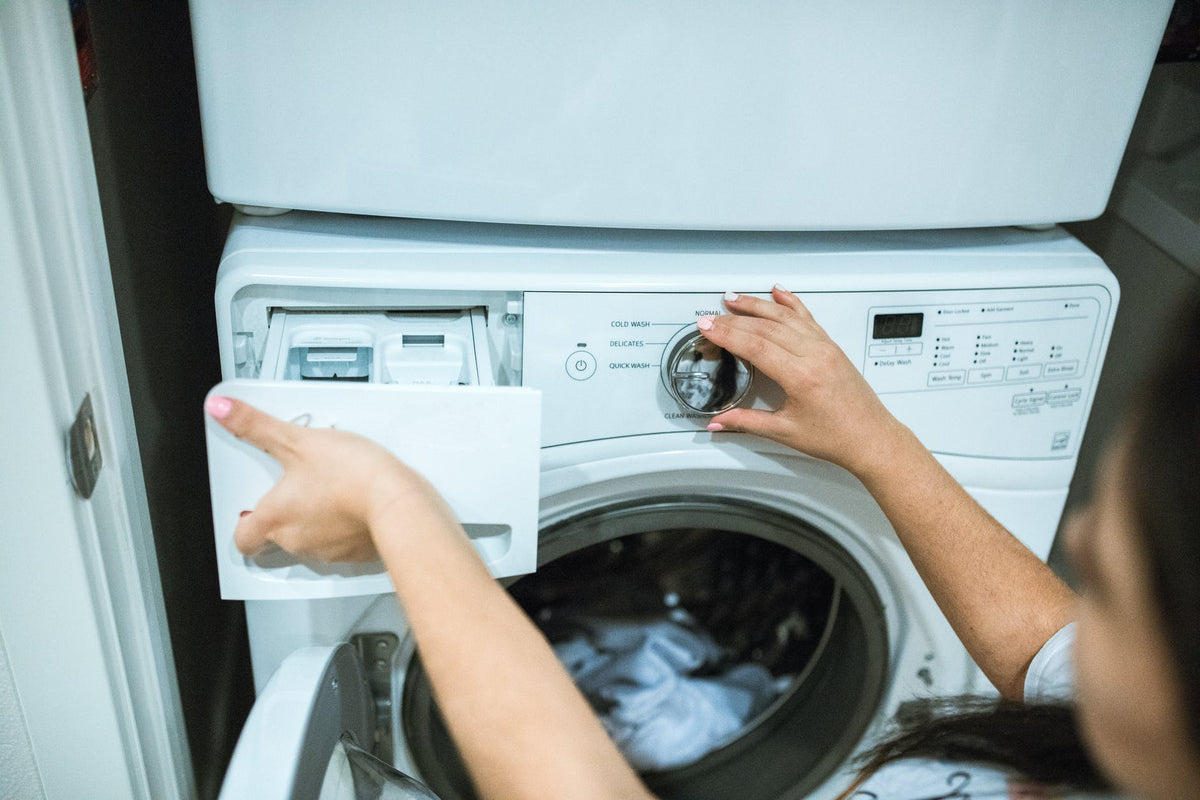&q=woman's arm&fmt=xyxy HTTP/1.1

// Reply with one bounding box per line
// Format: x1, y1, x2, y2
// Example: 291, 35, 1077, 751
698, 287, 1075, 699
206, 396, 656, 800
